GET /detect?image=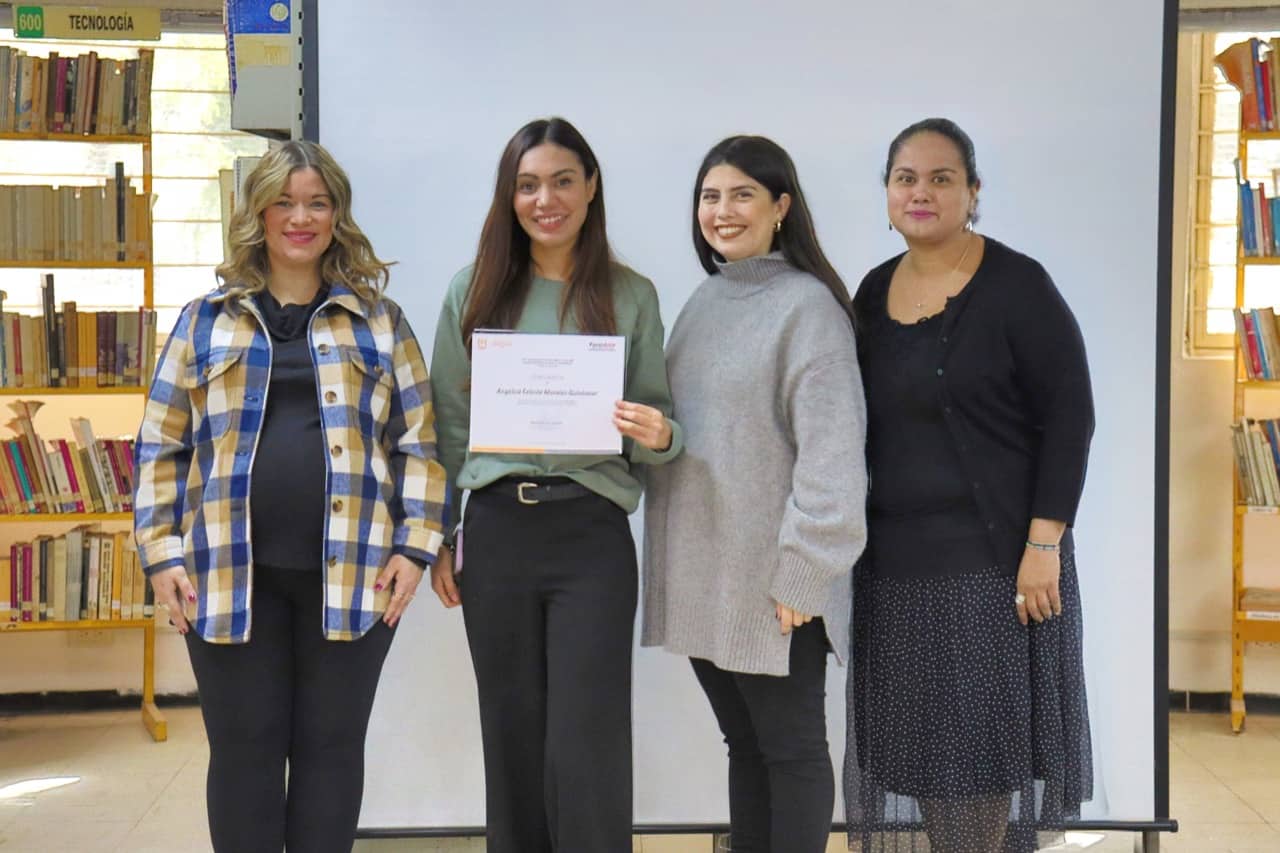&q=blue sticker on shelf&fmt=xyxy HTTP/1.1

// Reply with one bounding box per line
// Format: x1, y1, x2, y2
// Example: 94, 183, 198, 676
226, 0, 291, 35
